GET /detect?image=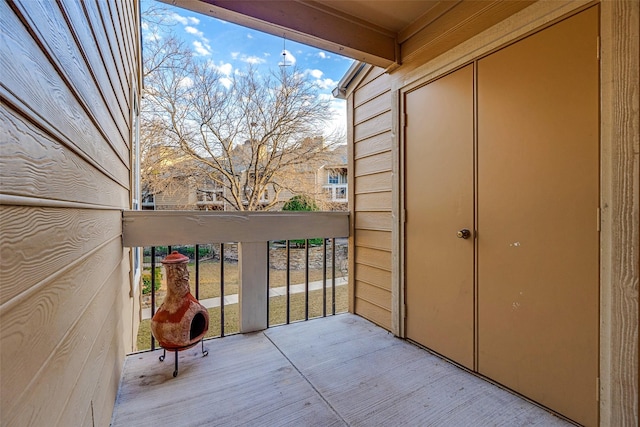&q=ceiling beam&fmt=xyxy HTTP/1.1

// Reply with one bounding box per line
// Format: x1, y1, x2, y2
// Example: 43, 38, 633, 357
159, 0, 399, 68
